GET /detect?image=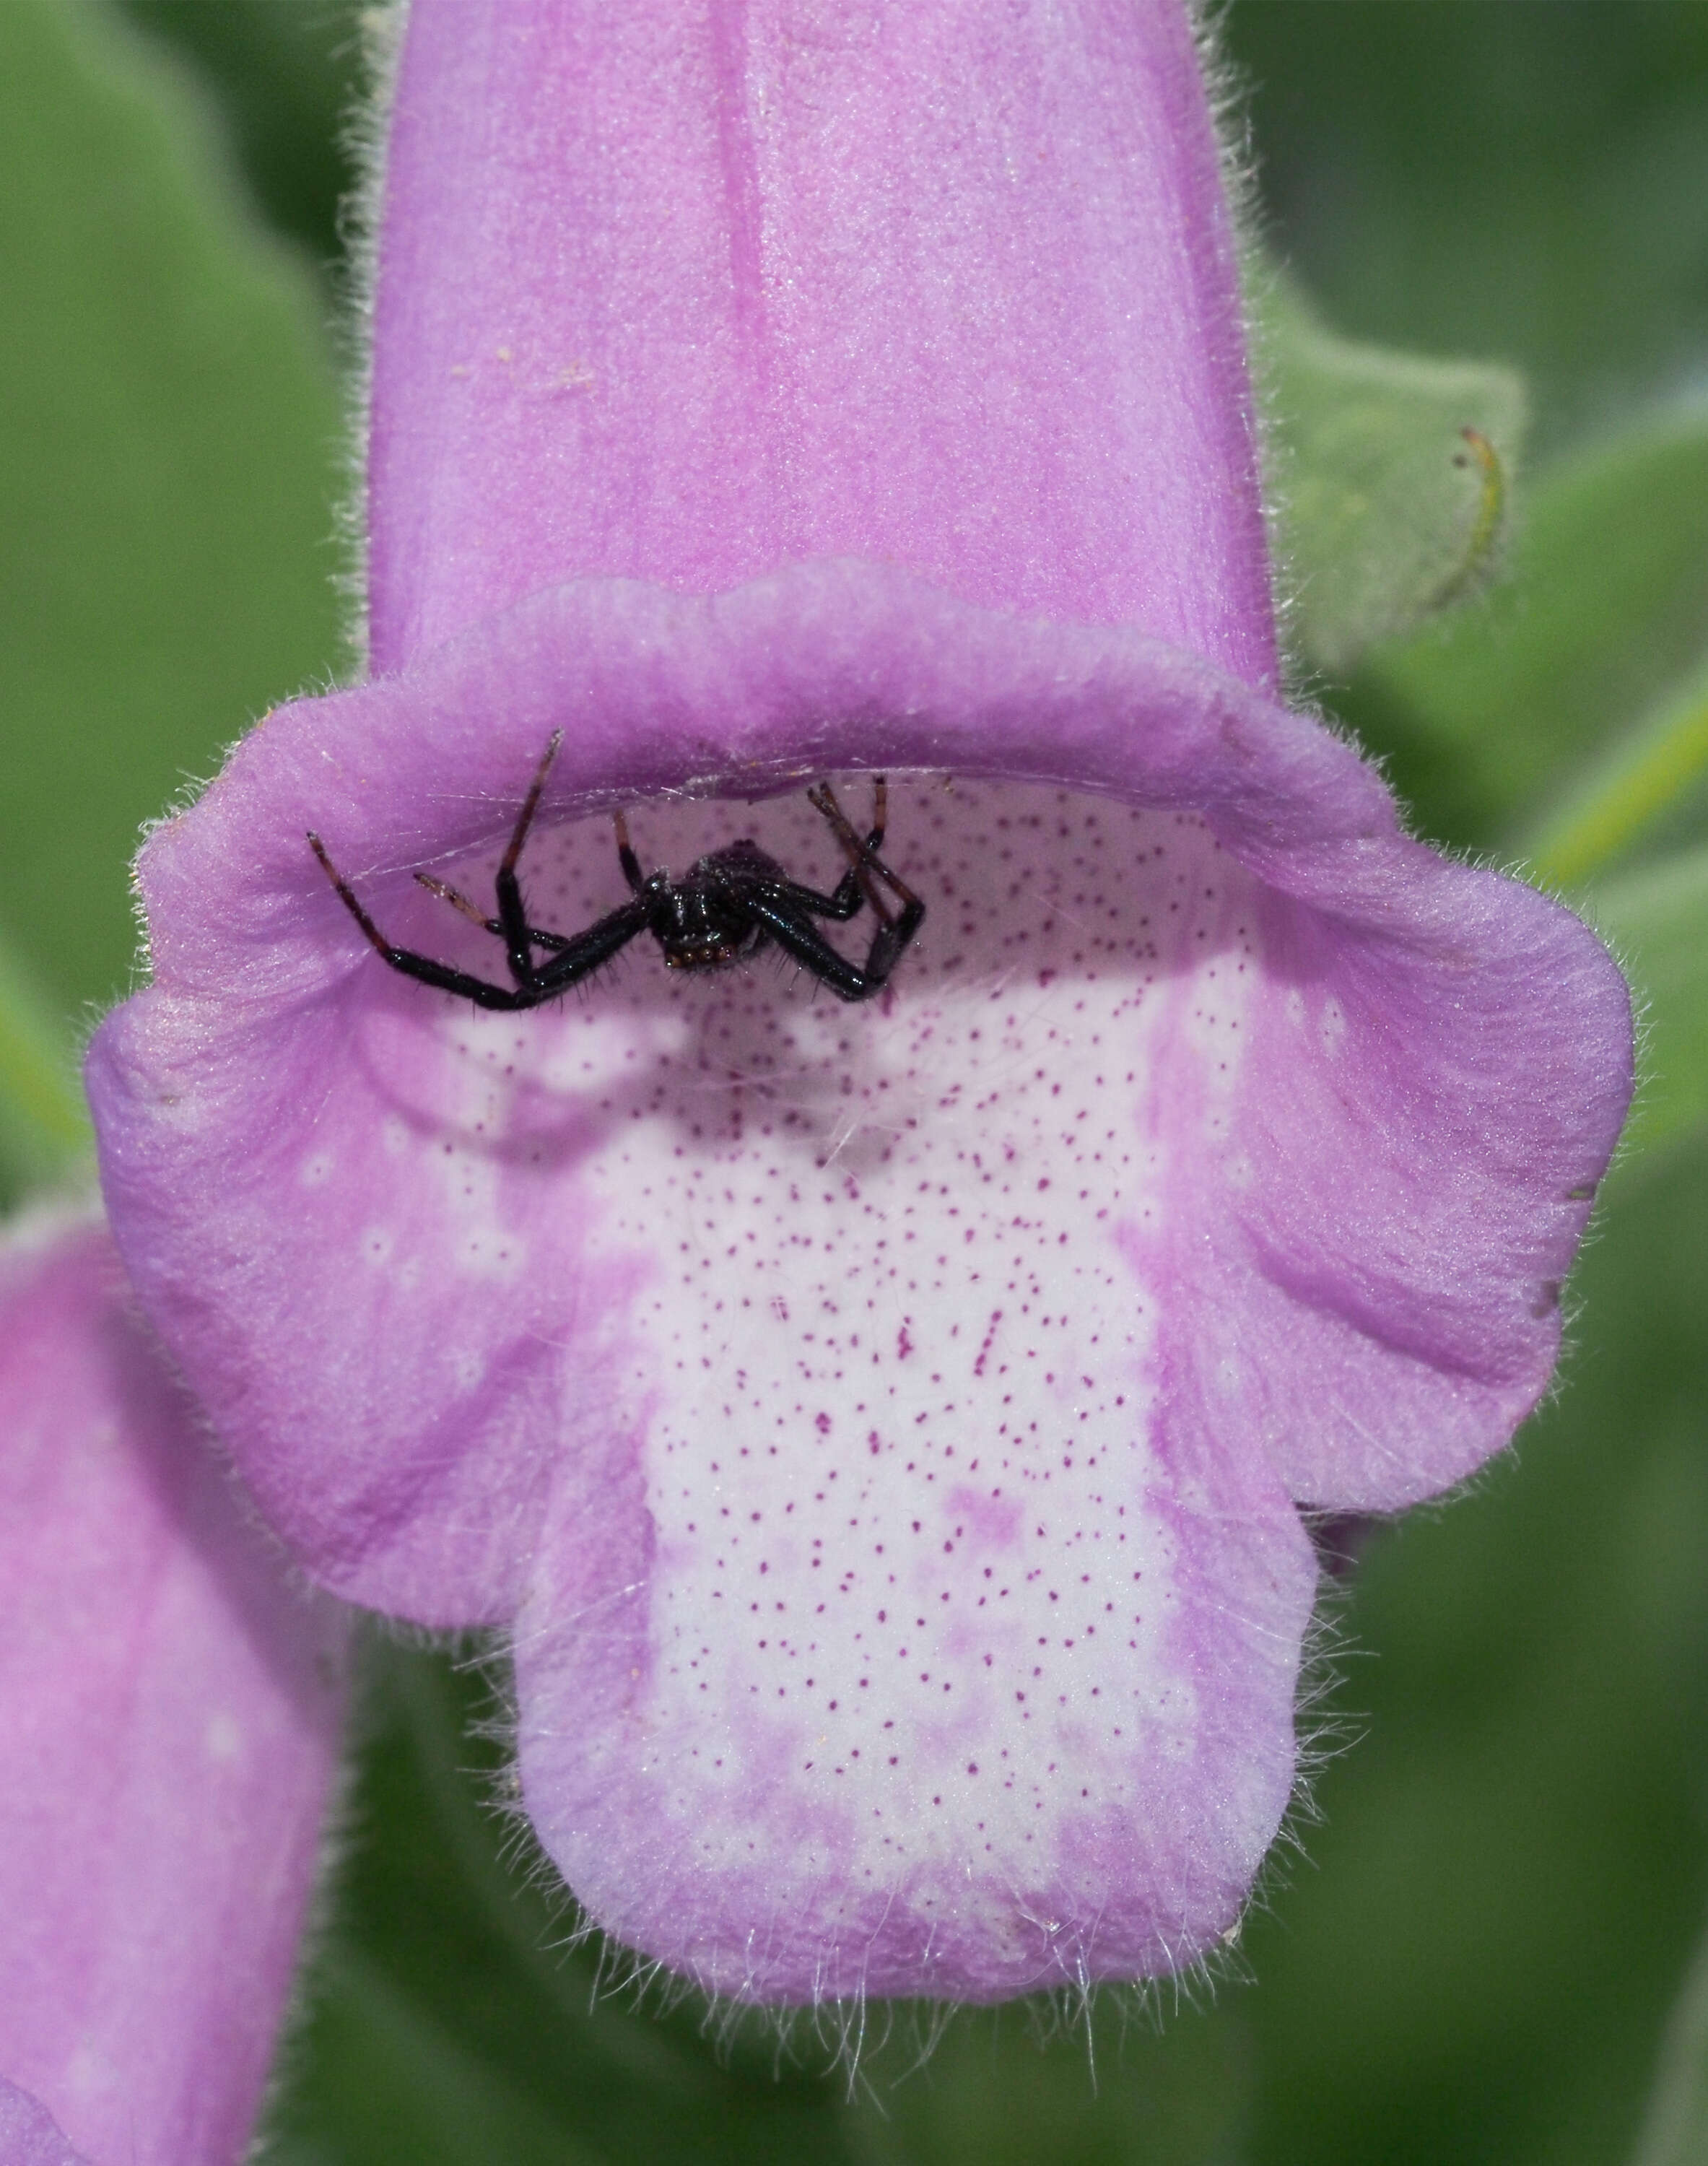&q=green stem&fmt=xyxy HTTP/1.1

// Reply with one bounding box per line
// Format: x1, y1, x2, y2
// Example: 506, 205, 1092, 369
1527, 661, 1708, 889
1629, 1906, 1708, 2166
